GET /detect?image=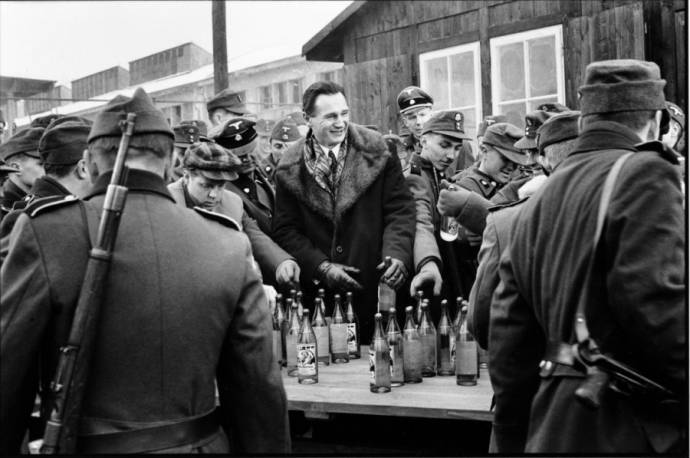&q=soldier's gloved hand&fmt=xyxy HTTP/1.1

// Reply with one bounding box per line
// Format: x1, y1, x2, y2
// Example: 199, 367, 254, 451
317, 261, 363, 291
377, 257, 408, 290
437, 180, 472, 217
275, 259, 300, 287
409, 261, 443, 296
